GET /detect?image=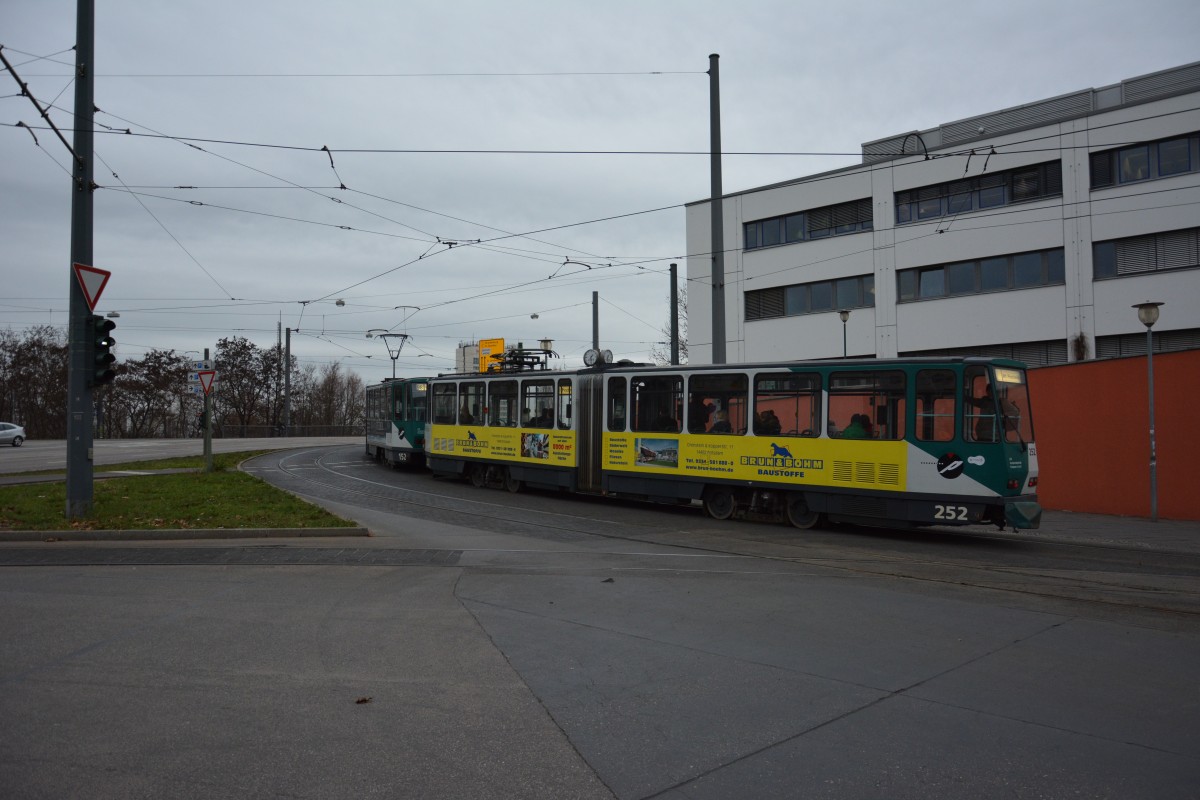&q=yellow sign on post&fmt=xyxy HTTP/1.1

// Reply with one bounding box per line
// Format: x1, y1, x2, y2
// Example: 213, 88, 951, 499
479, 338, 505, 373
